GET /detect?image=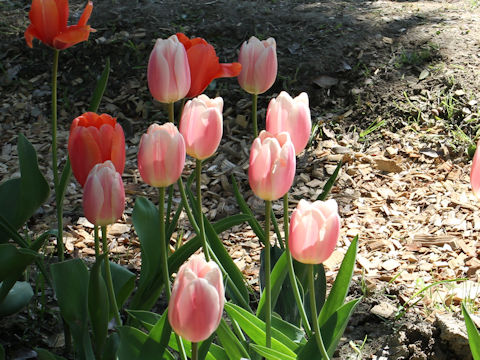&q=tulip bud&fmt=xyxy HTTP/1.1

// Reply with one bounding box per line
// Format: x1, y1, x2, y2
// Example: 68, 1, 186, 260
179, 95, 223, 160
266, 92, 311, 155
168, 255, 224, 343
289, 199, 340, 264
148, 35, 191, 103
83, 161, 125, 227
248, 131, 296, 201
237, 36, 277, 95
68, 112, 125, 187
471, 139, 480, 200
138, 123, 186, 187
